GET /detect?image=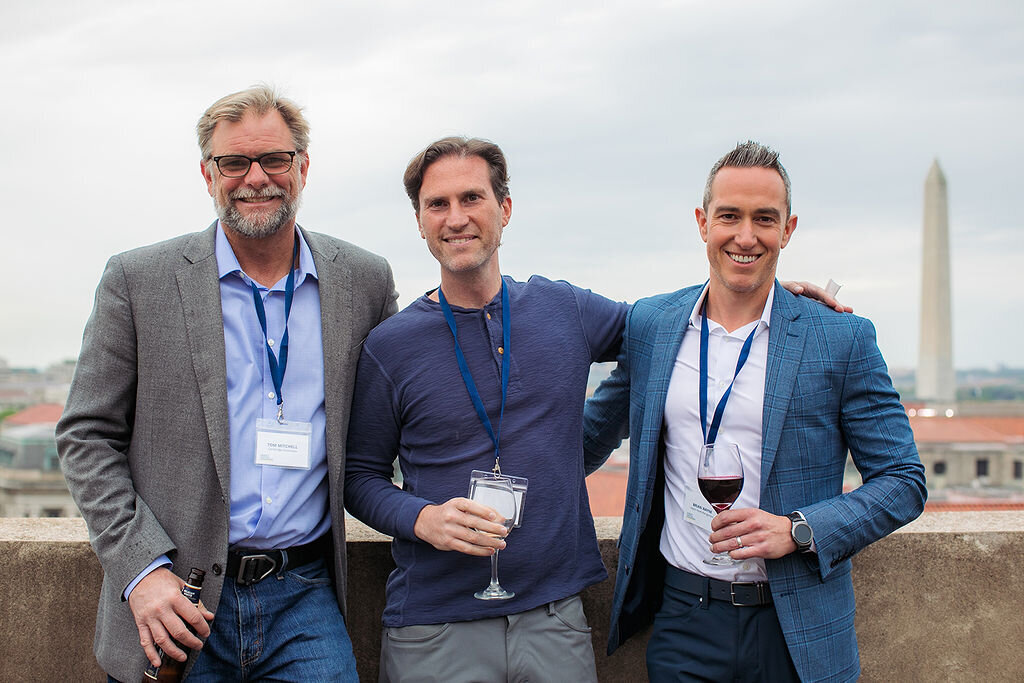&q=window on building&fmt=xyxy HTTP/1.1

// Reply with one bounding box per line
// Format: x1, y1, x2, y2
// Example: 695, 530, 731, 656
1014, 461, 1023, 481
933, 461, 947, 476
976, 459, 990, 478
44, 446, 59, 471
